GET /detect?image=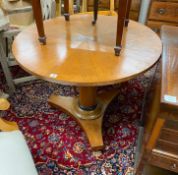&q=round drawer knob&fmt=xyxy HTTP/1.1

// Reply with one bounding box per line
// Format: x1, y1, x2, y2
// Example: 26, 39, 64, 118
157, 8, 166, 15
171, 163, 177, 169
